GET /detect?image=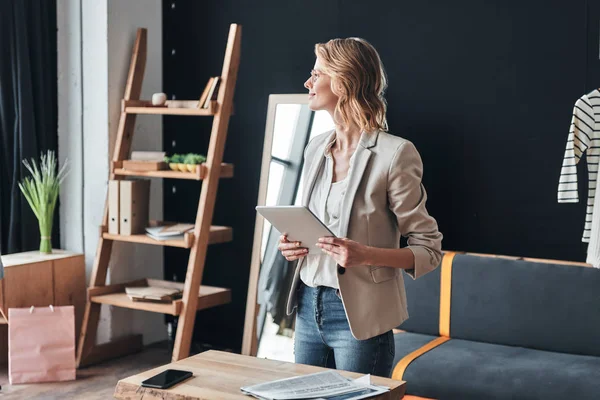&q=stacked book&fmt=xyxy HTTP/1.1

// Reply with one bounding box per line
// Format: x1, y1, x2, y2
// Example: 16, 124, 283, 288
125, 286, 183, 303
145, 223, 194, 241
